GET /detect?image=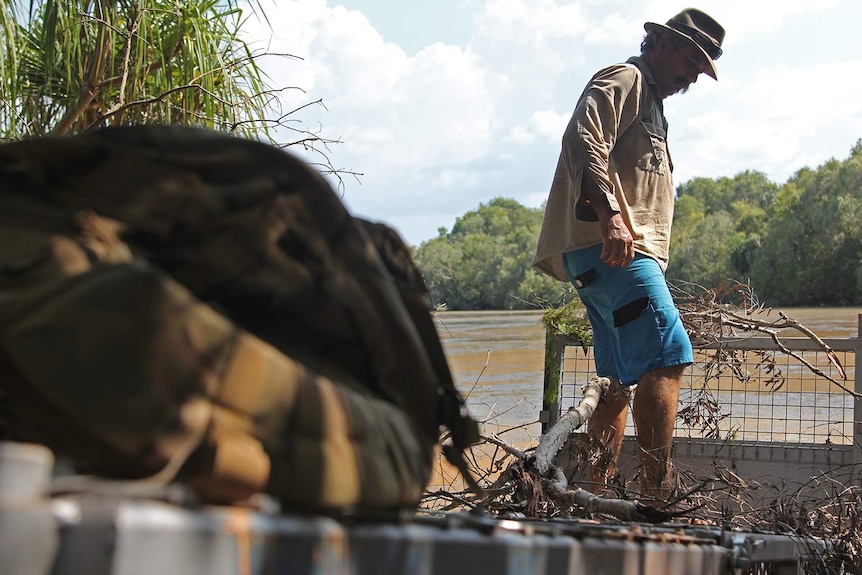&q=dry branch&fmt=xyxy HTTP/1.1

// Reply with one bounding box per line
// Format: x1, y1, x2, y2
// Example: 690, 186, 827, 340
535, 376, 607, 475
424, 281, 862, 570
546, 467, 669, 523
480, 434, 528, 460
